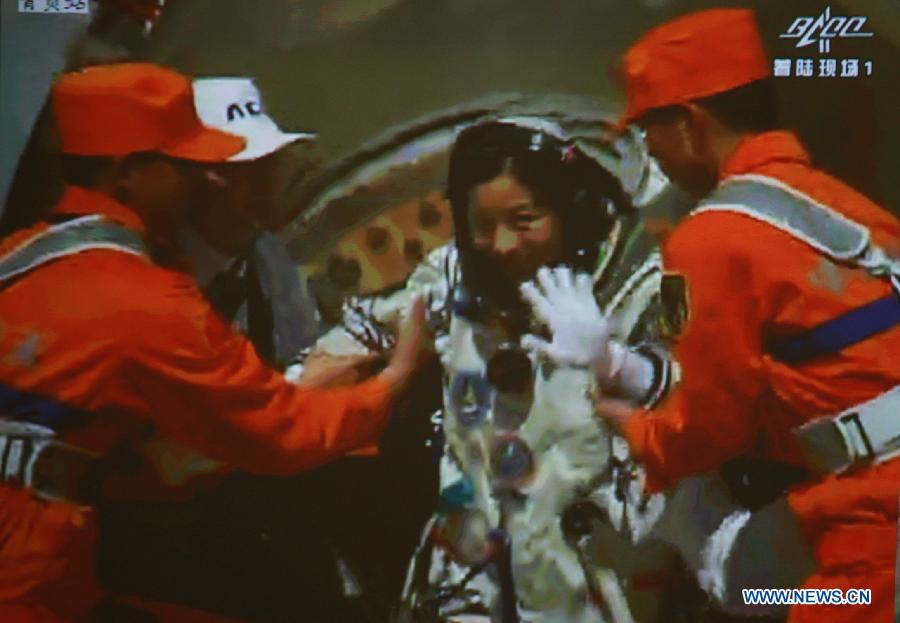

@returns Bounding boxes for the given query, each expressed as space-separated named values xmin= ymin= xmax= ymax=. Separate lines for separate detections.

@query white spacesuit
xmin=294 ymin=117 xmax=693 ymax=622
xmin=301 ymin=243 xmax=680 ymax=622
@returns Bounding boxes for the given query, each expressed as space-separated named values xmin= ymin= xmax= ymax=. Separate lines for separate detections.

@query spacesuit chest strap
xmin=0 ymin=215 xmax=148 ymax=285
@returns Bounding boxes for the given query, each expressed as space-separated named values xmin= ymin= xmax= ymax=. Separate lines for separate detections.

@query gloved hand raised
xmin=520 ymin=267 xmax=658 ymax=403
xmin=519 ymin=266 xmax=618 ymax=369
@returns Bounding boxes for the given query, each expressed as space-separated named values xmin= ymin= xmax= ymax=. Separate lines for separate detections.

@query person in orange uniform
xmin=520 ymin=8 xmax=899 ymax=623
xmin=0 ymin=63 xmax=425 ymax=622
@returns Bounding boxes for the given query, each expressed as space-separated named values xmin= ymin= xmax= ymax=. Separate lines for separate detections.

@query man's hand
xmin=593 ymin=397 xmax=638 ymax=432
xmin=297 ymin=296 xmax=430 ymax=398
xmin=377 ymin=295 xmax=430 ymax=394
xmin=294 ymin=353 xmax=383 ymax=389
xmin=519 ymin=266 xmax=613 ymax=368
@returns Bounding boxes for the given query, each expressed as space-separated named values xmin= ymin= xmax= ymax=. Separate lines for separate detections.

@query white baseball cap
xmin=192 ymin=77 xmax=316 ymax=162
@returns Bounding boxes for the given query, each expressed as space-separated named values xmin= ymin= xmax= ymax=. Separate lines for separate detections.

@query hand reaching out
xmin=378 ymin=295 xmax=430 ymax=393
xmin=294 ymin=353 xmax=382 ymax=389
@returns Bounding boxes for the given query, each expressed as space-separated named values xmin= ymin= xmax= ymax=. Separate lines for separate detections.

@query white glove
xmin=519 ymin=266 xmax=619 ymax=369
xmin=520 ymin=267 xmax=659 ymax=403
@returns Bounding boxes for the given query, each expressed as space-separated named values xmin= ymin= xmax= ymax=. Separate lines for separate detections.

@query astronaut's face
xmin=468 ymin=173 xmax=565 ymax=285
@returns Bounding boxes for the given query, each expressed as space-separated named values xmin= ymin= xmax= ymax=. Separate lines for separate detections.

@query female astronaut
xmin=297 ymin=117 xmax=683 ymax=623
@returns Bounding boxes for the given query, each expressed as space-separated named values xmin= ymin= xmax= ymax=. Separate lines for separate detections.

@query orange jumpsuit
xmin=0 ymin=187 xmax=397 ymax=621
xmin=621 ymin=131 xmax=900 ymax=623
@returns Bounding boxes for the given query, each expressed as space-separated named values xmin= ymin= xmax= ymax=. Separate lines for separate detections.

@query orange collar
xmin=52 ymin=186 xmax=147 ymax=235
xmin=720 ymin=131 xmax=811 ymax=179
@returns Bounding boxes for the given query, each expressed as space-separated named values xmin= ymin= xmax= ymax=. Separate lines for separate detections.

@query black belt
xmin=719 ymin=456 xmax=810 ymax=511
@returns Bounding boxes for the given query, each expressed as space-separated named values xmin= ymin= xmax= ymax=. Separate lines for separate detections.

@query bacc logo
xmin=780 ymin=6 xmax=873 ymax=54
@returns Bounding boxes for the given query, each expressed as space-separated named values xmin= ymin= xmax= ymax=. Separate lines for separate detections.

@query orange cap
xmin=620 ymin=8 xmax=771 ymax=126
xmin=52 ymin=63 xmax=245 ymax=162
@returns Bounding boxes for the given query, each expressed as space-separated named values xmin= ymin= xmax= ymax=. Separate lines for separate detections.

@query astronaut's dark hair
xmin=447 ymin=119 xmax=629 ymax=304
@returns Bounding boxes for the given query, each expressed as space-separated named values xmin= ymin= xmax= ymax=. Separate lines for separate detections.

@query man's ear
xmin=111 ymin=156 xmax=138 ymax=204
xmin=681 ymin=102 xmax=715 ymax=159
